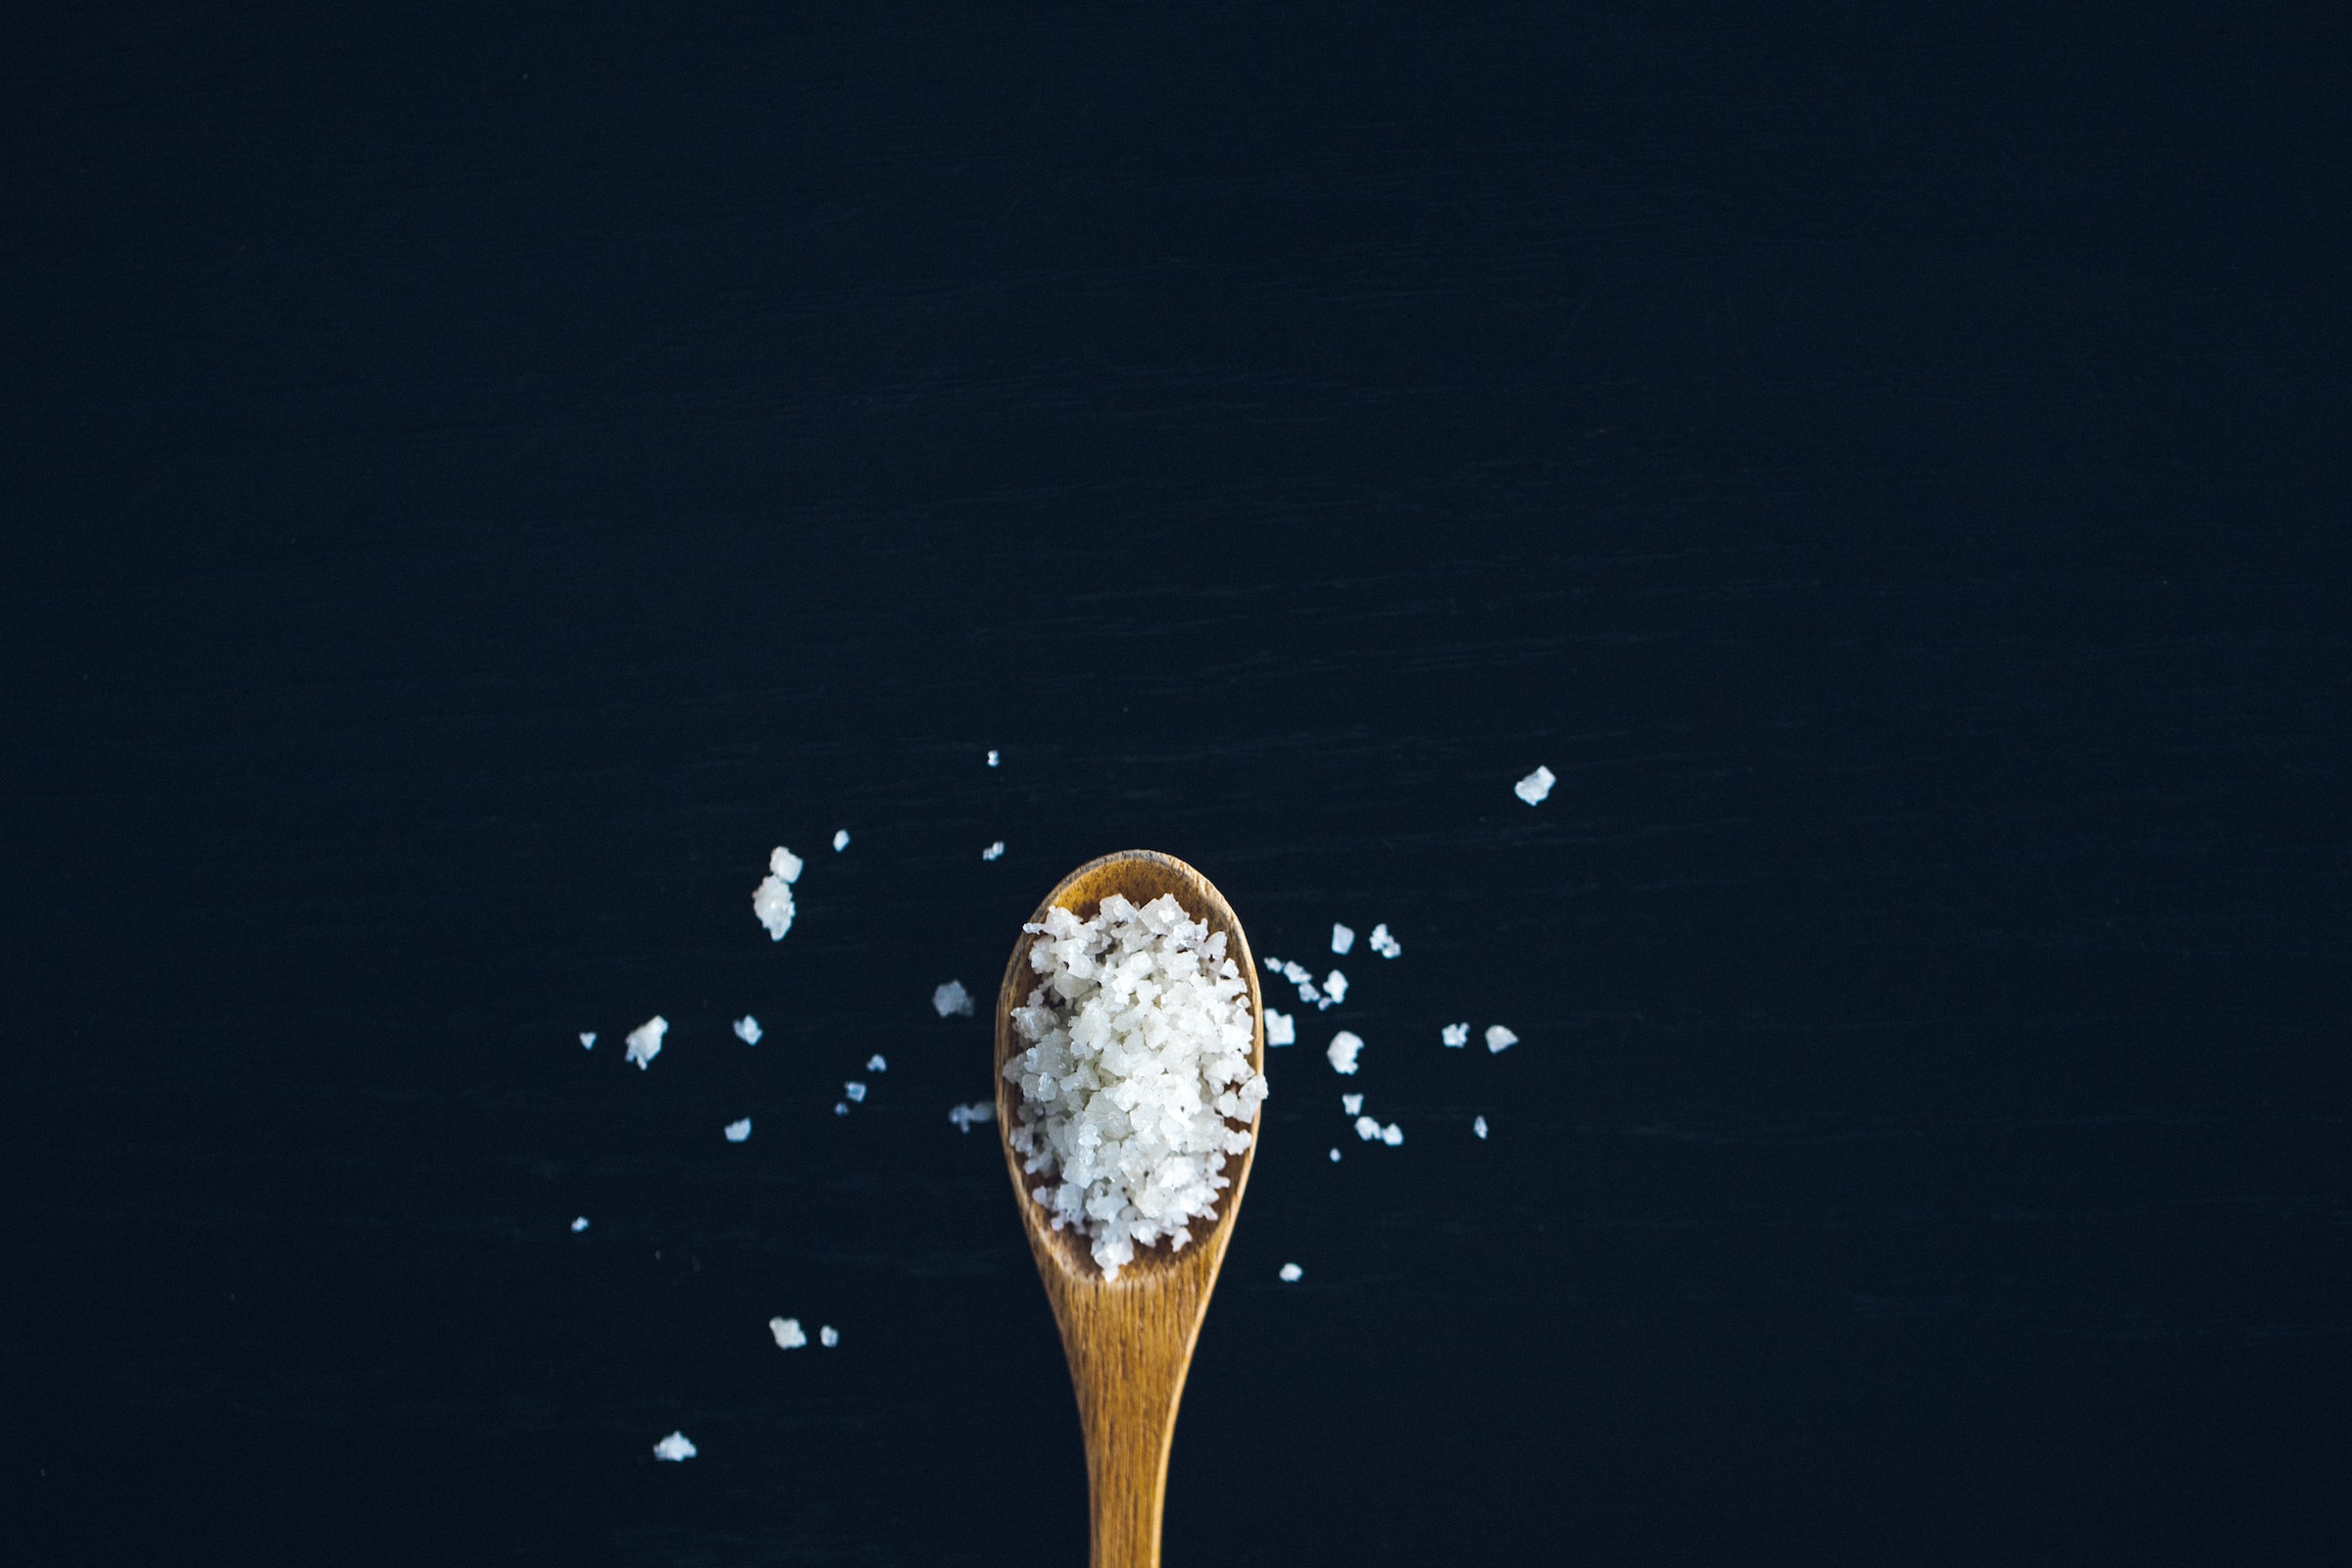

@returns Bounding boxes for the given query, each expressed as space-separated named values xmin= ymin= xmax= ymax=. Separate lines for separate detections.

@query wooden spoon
xmin=993 ymin=850 xmax=1266 ymax=1568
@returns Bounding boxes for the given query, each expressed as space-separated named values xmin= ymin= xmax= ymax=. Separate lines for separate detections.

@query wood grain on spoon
xmin=994 ymin=850 xmax=1266 ymax=1568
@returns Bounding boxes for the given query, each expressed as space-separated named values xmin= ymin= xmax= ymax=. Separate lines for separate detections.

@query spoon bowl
xmin=993 ymin=850 xmax=1266 ymax=1568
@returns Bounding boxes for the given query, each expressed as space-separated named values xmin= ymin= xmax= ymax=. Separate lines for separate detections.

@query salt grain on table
xmin=625 ymin=1016 xmax=667 ymax=1070
xmin=949 ymin=1101 xmax=995 ymax=1133
xmin=933 ymin=980 xmax=975 ymax=1017
xmin=1369 ymin=922 xmax=1401 ymax=958
xmin=845 ymin=1082 xmax=866 ymax=1102
xmin=1264 ymin=1009 xmax=1296 ymax=1047
xmin=832 ymin=828 xmax=850 ymax=852
xmin=1330 ymin=922 xmax=1354 ymax=956
xmin=1485 ymin=1024 xmax=1519 ymax=1053
xmin=819 ymin=1326 xmax=839 ymax=1348
xmin=1474 ymin=1115 xmax=1490 ymax=1139
xmin=1382 ymin=1122 xmax=1403 ymax=1146
xmin=866 ymin=1054 xmax=887 ymax=1072
xmin=769 ymin=1316 xmax=808 ymax=1349
xmin=1342 ymin=1094 xmax=1362 ymax=1115
xmin=753 ymin=846 xmax=804 ymax=940
xmin=982 ymin=840 xmax=1005 ymax=860
xmin=1442 ymin=1022 xmax=1469 ymax=1048
xmin=1279 ymin=1263 xmax=1303 ymax=1282
xmin=571 ymin=1216 xmax=590 ymax=1232
xmin=833 ymin=1102 xmax=849 ymax=1115
xmin=1329 ymin=1148 xmax=1342 ymax=1161
xmin=1513 ymin=764 xmax=1556 ymax=806
xmin=1327 ymin=1031 xmax=1363 ymax=1075
xmin=653 ymin=1432 xmax=697 ymax=1462
xmin=1320 ymin=970 xmax=1348 ymax=1008
xmin=987 ymin=749 xmax=1000 ymax=766
xmin=579 ymin=1031 xmax=596 ymax=1050
xmin=724 ymin=1118 xmax=752 ymax=1142
xmin=1353 ymin=1115 xmax=1382 ymax=1141
xmin=733 ymin=1015 xmax=762 ymax=1045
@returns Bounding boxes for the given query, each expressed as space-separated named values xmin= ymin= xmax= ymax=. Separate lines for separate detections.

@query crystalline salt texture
xmin=579 ymin=1032 xmax=596 ymax=1050
xmin=753 ymin=846 xmax=803 ymax=940
xmin=1485 ymin=1025 xmax=1519 ymax=1054
xmin=1263 ymin=956 xmax=1283 ymax=972
xmin=986 ymin=750 xmax=1000 ymax=766
xmin=769 ymin=1316 xmax=807 ymax=1349
xmin=724 ymin=1118 xmax=752 ymax=1142
xmin=832 ymin=828 xmax=850 ymax=852
xmin=1279 ymin=1263 xmax=1303 ymax=1282
xmin=845 ymin=1082 xmax=867 ymax=1102
xmin=1329 ymin=1148 xmax=1342 ymax=1161
xmin=1369 ymin=923 xmax=1401 ymax=958
xmin=866 ymin=1054 xmax=888 ymax=1072
xmin=571 ymin=1216 xmax=590 ymax=1233
xmin=733 ymin=1015 xmax=762 ymax=1045
xmin=1342 ymin=1094 xmax=1362 ymax=1115
xmin=1353 ymin=1115 xmax=1382 ymax=1142
xmin=949 ymin=1101 xmax=995 ymax=1133
xmin=653 ymin=1432 xmax=698 ymax=1462
xmin=981 ymin=841 xmax=1005 ymax=860
xmin=1513 ymin=765 xmax=1556 ymax=806
xmin=1330 ymin=922 xmax=1355 ymax=956
xmin=1474 ymin=1115 xmax=1490 ymax=1139
xmin=1326 ymin=1031 xmax=1363 ymax=1075
xmin=1280 ymin=960 xmax=1312 ymax=985
xmin=1321 ymin=970 xmax=1348 ymax=1006
xmin=834 ymin=1102 xmax=849 ymax=1115
xmin=625 ymin=1016 xmax=667 ymax=1070
xmin=1264 ymin=1010 xmax=1296 ymax=1047
xmin=819 ymin=1326 xmax=840 ymax=1348
xmin=1382 ymin=1123 xmax=1403 ymax=1146
xmin=1442 ymin=1022 xmax=1469 ymax=1048
xmin=933 ymin=980 xmax=975 ymax=1018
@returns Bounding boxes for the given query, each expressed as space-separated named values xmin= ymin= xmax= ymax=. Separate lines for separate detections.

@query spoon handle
xmin=1058 ymin=1275 xmax=1211 ymax=1568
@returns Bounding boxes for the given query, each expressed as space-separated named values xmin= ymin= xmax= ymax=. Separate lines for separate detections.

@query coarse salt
xmin=1382 ymin=1122 xmax=1403 ymax=1146
xmin=724 ymin=1118 xmax=752 ymax=1142
xmin=1342 ymin=1094 xmax=1362 ymax=1114
xmin=1330 ymin=922 xmax=1354 ymax=956
xmin=753 ymin=847 xmax=803 ymax=939
xmin=1485 ymin=1025 xmax=1518 ymax=1054
xmin=845 ymin=1082 xmax=866 ymax=1103
xmin=1513 ymin=765 xmax=1556 ymax=806
xmin=949 ymin=1101 xmax=995 ymax=1133
xmin=933 ymin=980 xmax=975 ymax=1018
xmin=1326 ymin=1031 xmax=1362 ymax=1075
xmin=625 ymin=1016 xmax=667 ymax=1070
xmin=866 ymin=1054 xmax=888 ymax=1072
xmin=819 ymin=1325 xmax=839 ymax=1348
xmin=1473 ymin=1115 xmax=1489 ymax=1139
xmin=986 ymin=750 xmax=1000 ymax=766
xmin=653 ymin=1432 xmax=697 ymax=1462
xmin=832 ymin=829 xmax=850 ymax=852
xmin=1264 ymin=1009 xmax=1296 ymax=1047
xmin=1320 ymin=970 xmax=1348 ymax=1008
xmin=579 ymin=1031 xmax=596 ymax=1050
xmin=1368 ymin=923 xmax=1401 ymax=958
xmin=1442 ymin=1022 xmax=1469 ymax=1048
xmin=1353 ymin=1115 xmax=1381 ymax=1141
xmin=769 ymin=1316 xmax=807 ymax=1349
xmin=571 ymin=1216 xmax=590 ymax=1233
xmin=734 ymin=1015 xmax=762 ymax=1045
xmin=982 ymin=841 xmax=1006 ymax=860
xmin=1279 ymin=1262 xmax=1303 ymax=1282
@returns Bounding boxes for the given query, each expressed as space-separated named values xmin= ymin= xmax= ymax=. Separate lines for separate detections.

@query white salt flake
xmin=1342 ymin=1094 xmax=1362 ymax=1115
xmin=933 ymin=980 xmax=975 ymax=1018
xmin=1382 ymin=1122 xmax=1403 ymax=1146
xmin=579 ymin=1031 xmax=596 ymax=1050
xmin=624 ymin=1016 xmax=667 ymax=1070
xmin=982 ymin=841 xmax=1005 ymax=860
xmin=819 ymin=1325 xmax=839 ymax=1348
xmin=652 ymin=1432 xmax=697 ymax=1462
xmin=866 ymin=1054 xmax=888 ymax=1072
xmin=1264 ymin=1009 xmax=1296 ymax=1047
xmin=1353 ymin=1115 xmax=1382 ymax=1141
xmin=1329 ymin=1148 xmax=1342 ymax=1161
xmin=1369 ymin=922 xmax=1401 ymax=958
xmin=571 ymin=1216 xmax=590 ymax=1233
xmin=1004 ymin=892 xmax=1269 ymax=1280
xmin=986 ymin=749 xmax=1000 ymax=766
xmin=1485 ymin=1024 xmax=1519 ymax=1054
xmin=949 ymin=1101 xmax=995 ymax=1133
xmin=1263 ymin=956 xmax=1283 ymax=972
xmin=733 ymin=1015 xmax=762 ymax=1045
xmin=833 ymin=829 xmax=851 ymax=852
xmin=724 ymin=1118 xmax=752 ymax=1143
xmin=1442 ymin=1022 xmax=1470 ymax=1049
xmin=845 ymin=1082 xmax=867 ymax=1102
xmin=769 ymin=1316 xmax=807 ymax=1349
xmin=1326 ymin=1031 xmax=1363 ymax=1075
xmin=1474 ymin=1115 xmax=1490 ymax=1139
xmin=1330 ymin=922 xmax=1354 ymax=956
xmin=1321 ymin=970 xmax=1348 ymax=1007
xmin=1279 ymin=1262 xmax=1303 ymax=1283
xmin=833 ymin=1102 xmax=848 ymax=1115
xmin=1514 ymin=764 xmax=1556 ymax=806
xmin=753 ymin=846 xmax=803 ymax=940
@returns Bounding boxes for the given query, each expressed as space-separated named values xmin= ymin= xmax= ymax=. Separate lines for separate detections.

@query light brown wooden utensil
xmin=993 ymin=849 xmax=1267 ymax=1568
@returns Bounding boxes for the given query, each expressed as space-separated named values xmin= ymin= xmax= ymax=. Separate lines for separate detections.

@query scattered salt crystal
xmin=1369 ymin=923 xmax=1401 ymax=958
xmin=986 ymin=750 xmax=1000 ymax=766
xmin=1353 ymin=1115 xmax=1382 ymax=1141
xmin=724 ymin=1118 xmax=752 ymax=1143
xmin=1279 ymin=1262 xmax=1303 ymax=1283
xmin=1321 ymin=970 xmax=1348 ymax=1007
xmin=1329 ymin=1148 xmax=1342 ymax=1161
xmin=733 ymin=1015 xmax=762 ymax=1045
xmin=1382 ymin=1122 xmax=1403 ymax=1146
xmin=1004 ymin=893 xmax=1269 ymax=1280
xmin=1342 ymin=1094 xmax=1362 ymax=1114
xmin=769 ymin=1316 xmax=807 ymax=1349
xmin=1473 ymin=1115 xmax=1489 ymax=1139
xmin=833 ymin=1102 xmax=848 ymax=1115
xmin=1326 ymin=1031 xmax=1363 ymax=1075
xmin=1263 ymin=956 xmax=1283 ymax=972
xmin=652 ymin=1432 xmax=697 ymax=1462
xmin=753 ymin=846 xmax=803 ymax=940
xmin=982 ymin=840 xmax=1006 ymax=861
xmin=1442 ymin=1022 xmax=1469 ymax=1048
xmin=625 ymin=1016 xmax=667 ymax=1070
xmin=571 ymin=1216 xmax=590 ymax=1233
xmin=845 ymin=1082 xmax=867 ymax=1103
xmin=1280 ymin=960 xmax=1311 ymax=985
xmin=1264 ymin=1009 xmax=1296 ymax=1047
xmin=1330 ymin=922 xmax=1354 ymax=956
xmin=1514 ymin=764 xmax=1556 ymax=806
xmin=1485 ymin=1024 xmax=1519 ymax=1054
xmin=579 ymin=1031 xmax=596 ymax=1050
xmin=866 ymin=1054 xmax=888 ymax=1072
xmin=933 ymin=980 xmax=975 ymax=1018
xmin=819 ymin=1326 xmax=839 ymax=1348
xmin=949 ymin=1101 xmax=995 ymax=1133
xmin=832 ymin=828 xmax=850 ymax=852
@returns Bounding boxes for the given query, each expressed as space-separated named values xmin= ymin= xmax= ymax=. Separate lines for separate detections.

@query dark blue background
xmin=8 ymin=3 xmax=2348 ymax=1562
